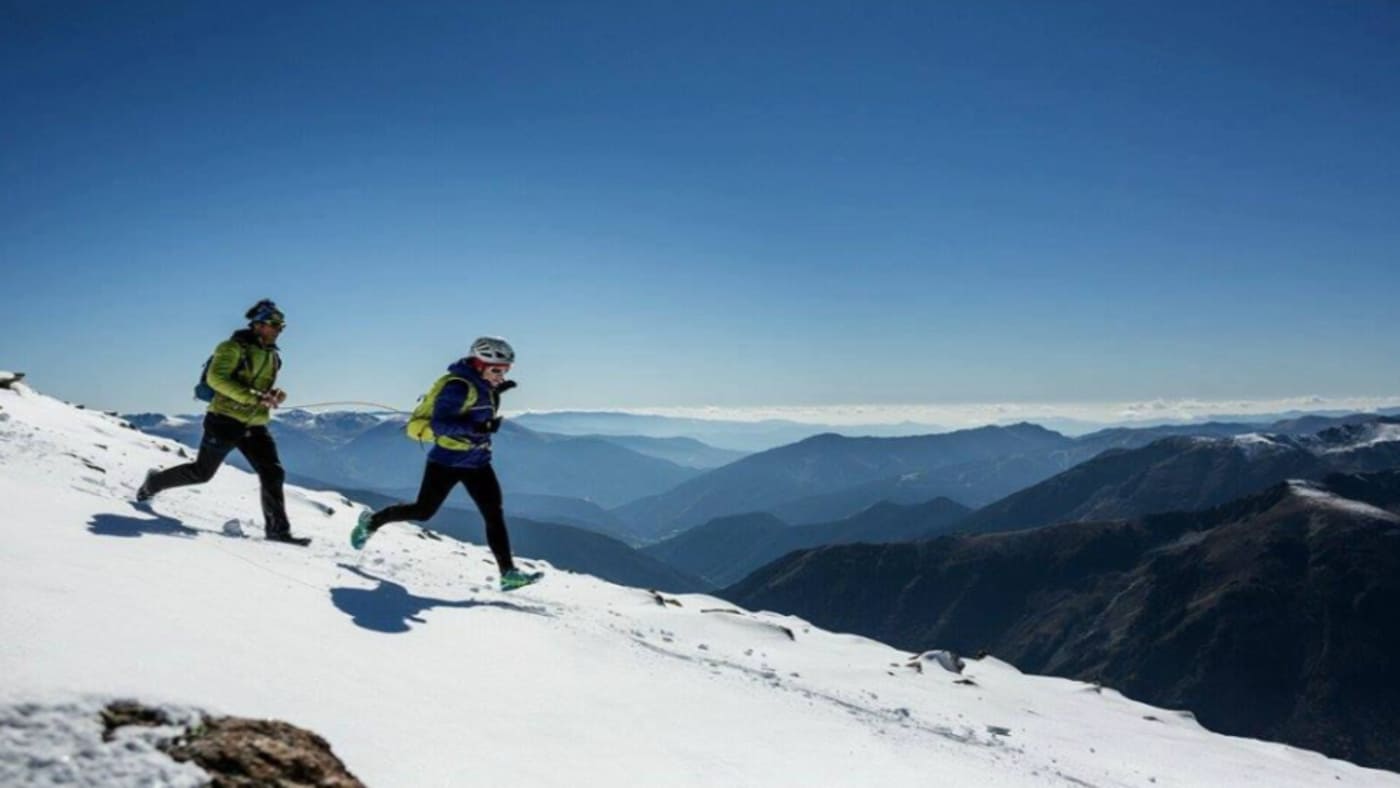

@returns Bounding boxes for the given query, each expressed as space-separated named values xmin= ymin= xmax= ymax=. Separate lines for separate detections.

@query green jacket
xmin=205 ymin=329 xmax=281 ymax=426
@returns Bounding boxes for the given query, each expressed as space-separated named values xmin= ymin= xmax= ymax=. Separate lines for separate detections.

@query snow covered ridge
xmin=1230 ymin=432 xmax=1283 ymax=447
xmin=1225 ymin=432 xmax=1297 ymax=457
xmin=1315 ymin=421 xmax=1400 ymax=454
xmin=3 ymin=382 xmax=1398 ymax=787
xmin=1191 ymin=424 xmax=1400 ymax=458
xmin=1287 ymin=480 xmax=1400 ymax=523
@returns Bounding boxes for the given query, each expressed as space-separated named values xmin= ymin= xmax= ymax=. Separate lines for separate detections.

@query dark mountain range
xmin=511 ymin=411 xmax=946 ymax=452
xmin=724 ymin=471 xmax=1400 ymax=772
xmin=951 ymin=419 xmax=1400 ymax=537
xmin=641 ymin=512 xmax=789 ymax=589
xmin=498 ymin=492 xmax=631 ymax=541
xmin=512 ymin=411 xmax=845 ymax=452
xmin=766 ymin=451 xmax=1070 ymax=524
xmin=1263 ymin=412 xmax=1400 ymax=436
xmin=644 ymin=497 xmax=971 ymax=588
xmin=1072 ymin=422 xmax=1261 ymax=453
xmin=713 ymin=421 xmax=1378 ymax=529
xmin=761 ymin=414 xmax=1400 ymax=538
xmin=612 ymin=415 xmax=1395 ymax=543
xmin=953 ymin=435 xmax=1324 ymax=535
xmin=614 ymin=423 xmax=1075 ymax=541
xmin=766 ymin=472 xmax=956 ymax=524
xmin=577 ymin=434 xmax=748 ymax=469
xmin=1200 ymin=407 xmax=1400 ymax=428
xmin=332 ymin=486 xmax=706 ymax=593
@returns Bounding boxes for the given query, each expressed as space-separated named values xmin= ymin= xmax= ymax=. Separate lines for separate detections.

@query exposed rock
xmin=163 ymin=716 xmax=364 ymax=788
xmin=97 ymin=701 xmax=364 ymax=787
xmin=650 ymin=590 xmax=683 ymax=607
xmin=101 ymin=700 xmax=170 ymax=741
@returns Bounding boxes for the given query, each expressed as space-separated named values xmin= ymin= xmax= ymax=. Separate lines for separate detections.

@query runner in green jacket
xmin=137 ymin=299 xmax=308 ymax=545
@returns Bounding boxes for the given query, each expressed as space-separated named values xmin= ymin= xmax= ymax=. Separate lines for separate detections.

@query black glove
xmin=481 ymin=381 xmax=514 ymax=434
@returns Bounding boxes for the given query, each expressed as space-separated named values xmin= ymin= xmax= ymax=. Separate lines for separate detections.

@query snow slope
xmin=2 ymin=380 xmax=1396 ymax=787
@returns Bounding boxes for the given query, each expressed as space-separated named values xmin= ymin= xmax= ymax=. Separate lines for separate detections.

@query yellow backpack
xmin=405 ymin=375 xmax=479 ymax=444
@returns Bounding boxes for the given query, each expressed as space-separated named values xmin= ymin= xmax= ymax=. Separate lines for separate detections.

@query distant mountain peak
xmin=999 ymin=421 xmax=1064 ymax=437
xmin=797 ymin=432 xmax=847 ymax=445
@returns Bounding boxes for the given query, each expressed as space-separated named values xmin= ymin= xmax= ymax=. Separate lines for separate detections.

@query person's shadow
xmin=331 ymin=564 xmax=552 ymax=634
xmin=88 ymin=509 xmax=201 ymax=539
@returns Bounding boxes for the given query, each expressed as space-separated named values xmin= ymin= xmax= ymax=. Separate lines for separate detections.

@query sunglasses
xmin=484 ymin=365 xmax=511 ymax=375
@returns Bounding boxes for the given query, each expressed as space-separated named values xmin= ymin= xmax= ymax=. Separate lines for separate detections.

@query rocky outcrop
xmin=105 ymin=701 xmax=364 ymax=787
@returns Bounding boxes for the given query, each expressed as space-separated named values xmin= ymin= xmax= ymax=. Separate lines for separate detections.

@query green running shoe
xmin=500 ymin=568 xmax=544 ymax=592
xmin=350 ymin=510 xmax=375 ymax=550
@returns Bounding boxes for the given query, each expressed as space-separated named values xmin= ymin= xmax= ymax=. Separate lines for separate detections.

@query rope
xmin=207 ymin=538 xmax=324 ymax=592
xmin=278 ymin=400 xmax=410 ymax=414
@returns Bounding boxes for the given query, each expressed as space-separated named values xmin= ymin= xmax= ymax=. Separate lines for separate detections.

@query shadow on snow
xmin=88 ymin=508 xmax=201 ymax=539
xmin=331 ymin=564 xmax=552 ymax=634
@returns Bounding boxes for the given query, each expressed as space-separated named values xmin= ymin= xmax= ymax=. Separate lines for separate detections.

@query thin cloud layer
xmin=535 ymin=396 xmax=1400 ymax=432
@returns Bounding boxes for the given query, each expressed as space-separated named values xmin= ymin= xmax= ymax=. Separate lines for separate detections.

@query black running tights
xmin=370 ymin=461 xmax=515 ymax=572
xmin=146 ymin=412 xmax=291 ymax=535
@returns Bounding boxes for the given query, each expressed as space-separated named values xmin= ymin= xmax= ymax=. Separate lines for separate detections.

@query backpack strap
xmin=233 ymin=340 xmax=276 ymax=387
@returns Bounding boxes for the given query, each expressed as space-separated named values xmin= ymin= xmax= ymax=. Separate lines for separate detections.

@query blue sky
xmin=4 ymin=1 xmax=1398 ymax=419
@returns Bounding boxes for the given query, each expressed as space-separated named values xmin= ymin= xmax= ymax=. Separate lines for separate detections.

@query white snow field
xmin=2 ymin=378 xmax=1396 ymax=787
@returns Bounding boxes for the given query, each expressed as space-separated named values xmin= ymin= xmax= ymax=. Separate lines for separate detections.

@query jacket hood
xmin=447 ymin=358 xmax=482 ymax=380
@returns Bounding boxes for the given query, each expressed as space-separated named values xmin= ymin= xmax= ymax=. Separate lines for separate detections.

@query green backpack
xmin=405 ymin=375 xmax=479 ymax=444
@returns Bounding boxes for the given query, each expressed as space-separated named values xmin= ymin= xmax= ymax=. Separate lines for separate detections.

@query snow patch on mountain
xmin=1226 ymin=432 xmax=1297 ymax=458
xmin=1231 ymin=433 xmax=1279 ymax=447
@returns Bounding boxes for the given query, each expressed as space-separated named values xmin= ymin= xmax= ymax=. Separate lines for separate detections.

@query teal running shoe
xmin=500 ymin=568 xmax=544 ymax=592
xmin=350 ymin=510 xmax=376 ymax=550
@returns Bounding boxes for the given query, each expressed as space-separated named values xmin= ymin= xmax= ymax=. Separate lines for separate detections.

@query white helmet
xmin=470 ymin=336 xmax=515 ymax=365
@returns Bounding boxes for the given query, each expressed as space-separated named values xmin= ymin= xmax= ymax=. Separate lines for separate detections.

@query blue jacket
xmin=427 ymin=359 xmax=499 ymax=468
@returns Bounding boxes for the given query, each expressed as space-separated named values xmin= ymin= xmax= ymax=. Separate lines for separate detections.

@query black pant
xmin=370 ymin=461 xmax=515 ymax=572
xmin=146 ymin=413 xmax=292 ymax=536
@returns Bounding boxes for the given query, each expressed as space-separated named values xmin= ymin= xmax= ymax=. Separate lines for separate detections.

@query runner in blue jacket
xmin=351 ymin=337 xmax=542 ymax=591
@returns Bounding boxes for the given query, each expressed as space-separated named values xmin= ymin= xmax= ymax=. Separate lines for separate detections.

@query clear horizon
xmin=521 ymin=395 xmax=1400 ymax=431
xmin=5 ymin=2 xmax=1398 ymax=416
